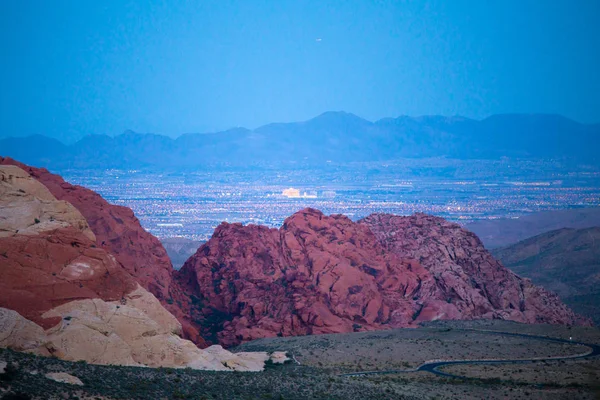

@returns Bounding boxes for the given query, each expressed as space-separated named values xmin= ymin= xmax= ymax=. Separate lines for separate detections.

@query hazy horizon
xmin=2 ymin=110 xmax=599 ymax=143
xmin=2 ymin=0 xmax=599 ymax=143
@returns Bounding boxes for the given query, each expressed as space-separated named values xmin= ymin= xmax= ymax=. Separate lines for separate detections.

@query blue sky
xmin=1 ymin=0 xmax=599 ymax=142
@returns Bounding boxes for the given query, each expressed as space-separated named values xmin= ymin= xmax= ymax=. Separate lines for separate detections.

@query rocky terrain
xmin=493 ymin=227 xmax=600 ymax=324
xmin=0 ymin=156 xmax=204 ymax=344
xmin=2 ymin=320 xmax=599 ymax=400
xmin=0 ymin=163 xmax=287 ymax=371
xmin=0 ymin=157 xmax=591 ymax=363
xmin=361 ymin=213 xmax=584 ymax=325
xmin=180 ymin=208 xmax=587 ymax=346
xmin=0 ymin=157 xmax=597 ymax=398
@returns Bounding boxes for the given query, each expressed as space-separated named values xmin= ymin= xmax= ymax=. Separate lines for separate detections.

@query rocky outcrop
xmin=180 ymin=208 xmax=429 ymax=346
xmin=0 ymin=305 xmax=287 ymax=371
xmin=45 ymin=372 xmax=84 ymax=386
xmin=360 ymin=213 xmax=588 ymax=326
xmin=0 ymin=157 xmax=202 ymax=344
xmin=0 ymin=157 xmax=173 ymax=300
xmin=0 ymin=164 xmax=285 ymax=371
xmin=39 ymin=297 xmax=240 ymax=370
xmin=181 ymin=208 xmax=588 ymax=346
xmin=0 ymin=165 xmax=94 ymax=240
xmin=0 ymin=308 xmax=48 ymax=353
xmin=0 ymin=165 xmax=139 ymax=329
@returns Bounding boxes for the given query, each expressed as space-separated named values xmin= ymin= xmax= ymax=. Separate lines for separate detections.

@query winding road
xmin=339 ymin=329 xmax=600 ymax=379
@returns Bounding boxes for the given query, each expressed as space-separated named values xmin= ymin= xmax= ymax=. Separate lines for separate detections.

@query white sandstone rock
xmin=0 ymin=308 xmax=47 ymax=352
xmin=45 ymin=372 xmax=84 ymax=386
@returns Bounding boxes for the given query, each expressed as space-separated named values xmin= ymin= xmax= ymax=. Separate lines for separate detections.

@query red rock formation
xmin=181 ymin=208 xmax=588 ymax=346
xmin=2 ymin=156 xmax=586 ymax=348
xmin=360 ymin=213 xmax=589 ymax=326
xmin=180 ymin=208 xmax=425 ymax=346
xmin=0 ymin=157 xmax=172 ymax=298
xmin=0 ymin=226 xmax=138 ymax=329
xmin=0 ymin=157 xmax=204 ymax=345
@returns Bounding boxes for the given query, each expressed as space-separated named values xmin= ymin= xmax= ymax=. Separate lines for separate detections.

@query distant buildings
xmin=282 ymin=188 xmax=301 ymax=198
xmin=282 ymin=188 xmax=317 ymax=199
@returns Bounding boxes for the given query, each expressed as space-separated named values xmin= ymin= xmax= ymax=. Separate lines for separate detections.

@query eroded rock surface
xmin=0 ymin=165 xmax=94 ymax=240
xmin=0 ymin=164 xmax=282 ymax=371
xmin=0 ymin=157 xmax=203 ymax=344
xmin=181 ymin=208 xmax=588 ymax=346
xmin=40 ymin=297 xmax=231 ymax=370
xmin=361 ymin=213 xmax=588 ymax=326
xmin=0 ymin=308 xmax=48 ymax=353
xmin=0 ymin=304 xmax=286 ymax=371
xmin=181 ymin=208 xmax=430 ymax=346
xmin=0 ymin=158 xmax=172 ymax=300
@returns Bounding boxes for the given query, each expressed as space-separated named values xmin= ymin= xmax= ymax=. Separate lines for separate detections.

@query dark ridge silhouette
xmin=1 ymin=113 xmax=599 ymax=169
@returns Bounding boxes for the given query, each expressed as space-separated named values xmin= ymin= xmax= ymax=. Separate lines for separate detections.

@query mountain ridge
xmin=2 ymin=113 xmax=599 ymax=169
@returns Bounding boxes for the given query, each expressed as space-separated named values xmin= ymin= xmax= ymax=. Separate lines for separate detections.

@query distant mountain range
xmin=161 ymin=237 xmax=203 ymax=270
xmin=1 ymin=112 xmax=599 ymax=169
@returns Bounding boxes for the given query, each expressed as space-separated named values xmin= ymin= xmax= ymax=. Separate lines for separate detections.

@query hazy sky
xmin=1 ymin=0 xmax=599 ymax=142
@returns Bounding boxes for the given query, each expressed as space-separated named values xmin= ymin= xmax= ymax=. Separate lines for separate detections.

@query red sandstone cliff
xmin=2 ymin=156 xmax=587 ymax=349
xmin=360 ymin=213 xmax=587 ymax=326
xmin=0 ymin=162 xmax=286 ymax=370
xmin=181 ymin=208 xmax=589 ymax=346
xmin=0 ymin=157 xmax=203 ymax=344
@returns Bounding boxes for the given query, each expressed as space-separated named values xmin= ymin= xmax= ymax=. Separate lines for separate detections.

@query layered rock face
xmin=180 ymin=208 xmax=429 ymax=346
xmin=0 ymin=157 xmax=202 ymax=343
xmin=0 ymin=165 xmax=138 ymax=329
xmin=181 ymin=208 xmax=588 ymax=346
xmin=361 ymin=213 xmax=587 ymax=326
xmin=0 ymin=164 xmax=286 ymax=371
xmin=0 ymin=157 xmax=172 ymax=299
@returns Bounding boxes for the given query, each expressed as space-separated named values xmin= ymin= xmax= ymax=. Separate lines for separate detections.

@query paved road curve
xmin=339 ymin=329 xmax=600 ymax=379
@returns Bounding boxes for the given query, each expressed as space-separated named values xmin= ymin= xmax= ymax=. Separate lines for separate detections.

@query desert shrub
xmin=0 ymin=363 xmax=19 ymax=382
xmin=1 ymin=392 xmax=32 ymax=400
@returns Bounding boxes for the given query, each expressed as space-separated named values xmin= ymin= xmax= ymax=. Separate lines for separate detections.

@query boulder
xmin=44 ymin=372 xmax=84 ymax=386
xmin=0 ymin=165 xmax=94 ymax=240
xmin=0 ymin=308 xmax=47 ymax=353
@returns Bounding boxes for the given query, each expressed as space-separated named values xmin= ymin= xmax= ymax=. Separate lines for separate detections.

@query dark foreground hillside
xmin=0 ymin=349 xmax=400 ymax=400
xmin=2 ymin=321 xmax=599 ymax=400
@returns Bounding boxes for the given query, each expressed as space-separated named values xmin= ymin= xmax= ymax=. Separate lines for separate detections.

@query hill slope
xmin=466 ymin=207 xmax=600 ymax=249
xmin=493 ymin=227 xmax=600 ymax=324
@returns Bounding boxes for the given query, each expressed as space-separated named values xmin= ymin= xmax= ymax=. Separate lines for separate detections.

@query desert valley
xmin=2 ymin=1 xmax=600 ymax=398
xmin=1 ymin=154 xmax=599 ymax=399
